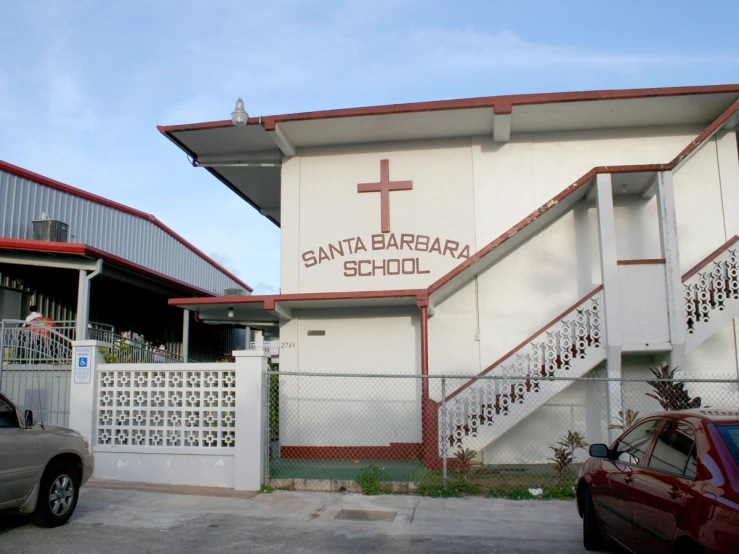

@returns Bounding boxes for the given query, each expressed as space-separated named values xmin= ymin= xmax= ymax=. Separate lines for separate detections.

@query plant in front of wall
xmin=647 ymin=363 xmax=702 ymax=410
xmin=608 ymin=408 xmax=640 ymax=431
xmin=549 ymin=431 xmax=588 ymax=485
xmin=453 ymin=447 xmax=477 ymax=481
xmin=356 ymin=464 xmax=389 ymax=495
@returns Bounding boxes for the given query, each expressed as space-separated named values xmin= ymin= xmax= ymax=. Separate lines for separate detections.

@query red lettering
xmin=341 ymin=238 xmax=355 ymax=255
xmin=386 ymin=259 xmax=400 ymax=275
xmin=457 ymin=244 xmax=470 ymax=259
xmin=386 ymin=233 xmax=398 ymax=250
xmin=402 ymin=258 xmax=415 ymax=274
xmin=442 ymin=240 xmax=459 ymax=258
xmin=358 ymin=260 xmax=372 ymax=276
xmin=400 ymin=233 xmax=414 ymax=251
xmin=355 ymin=237 xmax=367 ymax=252
xmin=429 ymin=238 xmax=442 ymax=254
xmin=343 ymin=260 xmax=357 ymax=277
xmin=329 ymin=242 xmax=344 ymax=259
xmin=372 ymin=234 xmax=385 ymax=250
xmin=372 ymin=259 xmax=386 ymax=275
xmin=318 ymin=247 xmax=331 ymax=263
xmin=417 ymin=257 xmax=430 ymax=274
xmin=302 ymin=250 xmax=317 ymax=268
xmin=415 ymin=235 xmax=429 ymax=252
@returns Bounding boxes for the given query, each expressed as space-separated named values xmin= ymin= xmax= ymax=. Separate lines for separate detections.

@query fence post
xmin=69 ymin=340 xmax=104 ymax=445
xmin=0 ymin=320 xmax=5 ymax=389
xmin=233 ymin=349 xmax=269 ymax=491
xmin=442 ymin=376 xmax=447 ymax=488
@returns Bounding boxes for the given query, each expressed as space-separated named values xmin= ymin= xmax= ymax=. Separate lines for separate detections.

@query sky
xmin=1 ymin=0 xmax=738 ymax=294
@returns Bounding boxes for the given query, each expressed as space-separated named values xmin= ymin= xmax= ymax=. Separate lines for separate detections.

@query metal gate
xmin=0 ymin=319 xmax=73 ymax=426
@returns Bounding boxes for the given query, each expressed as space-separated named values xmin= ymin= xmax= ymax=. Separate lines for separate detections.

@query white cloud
xmin=252 ymin=281 xmax=279 ymax=295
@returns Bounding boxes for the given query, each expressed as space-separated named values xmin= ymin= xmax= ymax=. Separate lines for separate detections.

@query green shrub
xmin=415 ymin=470 xmax=480 ymax=498
xmin=541 ymin=484 xmax=576 ymax=500
xmin=356 ymin=465 xmax=389 ymax=495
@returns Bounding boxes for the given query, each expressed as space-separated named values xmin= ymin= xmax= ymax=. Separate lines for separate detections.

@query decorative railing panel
xmin=96 ymin=367 xmax=237 ymax=449
xmin=0 ymin=319 xmax=73 ymax=426
xmin=100 ymin=335 xmax=183 ymax=364
xmin=440 ymin=290 xmax=604 ymax=453
xmin=684 ymin=247 xmax=739 ymax=336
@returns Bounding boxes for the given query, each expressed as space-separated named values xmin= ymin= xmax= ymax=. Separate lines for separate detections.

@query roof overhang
xmin=0 ymin=239 xmax=217 ymax=297
xmin=158 ymin=85 xmax=739 ymax=227
xmin=169 ymin=289 xmax=427 ymax=325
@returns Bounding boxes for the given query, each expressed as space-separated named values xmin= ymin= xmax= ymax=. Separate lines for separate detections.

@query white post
xmin=596 ymin=174 xmax=624 ymax=442
xmin=69 ymin=340 xmax=104 ymax=446
xmin=75 ymin=270 xmax=89 ymax=341
xmin=182 ymin=309 xmax=190 ymax=363
xmin=232 ymin=350 xmax=269 ymax=490
xmin=657 ymin=171 xmax=686 ymax=372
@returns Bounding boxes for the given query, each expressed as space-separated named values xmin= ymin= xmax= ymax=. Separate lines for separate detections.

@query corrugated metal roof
xmin=0 ymin=162 xmax=252 ymax=295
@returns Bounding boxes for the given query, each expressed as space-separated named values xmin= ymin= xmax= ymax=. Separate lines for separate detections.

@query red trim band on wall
xmin=280 ymin=443 xmax=422 ymax=461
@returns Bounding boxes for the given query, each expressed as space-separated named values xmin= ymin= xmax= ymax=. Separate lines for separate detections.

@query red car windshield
xmin=718 ymin=425 xmax=739 ymax=466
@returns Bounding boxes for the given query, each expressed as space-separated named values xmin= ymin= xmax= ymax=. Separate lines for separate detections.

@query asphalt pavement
xmin=0 ymin=481 xmax=614 ymax=553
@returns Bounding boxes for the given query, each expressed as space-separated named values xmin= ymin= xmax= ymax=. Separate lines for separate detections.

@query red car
xmin=576 ymin=409 xmax=739 ymax=553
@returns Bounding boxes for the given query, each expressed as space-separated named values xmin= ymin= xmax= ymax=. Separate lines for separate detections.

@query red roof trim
xmin=0 ymin=160 xmax=253 ymax=292
xmin=0 ymin=238 xmax=215 ymax=297
xmin=168 ymin=288 xmax=425 ymax=307
xmin=157 ymin=84 xmax=739 ymax=134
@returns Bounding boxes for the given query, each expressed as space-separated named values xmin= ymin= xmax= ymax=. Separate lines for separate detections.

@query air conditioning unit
xmin=32 ymin=215 xmax=69 ymax=242
xmin=224 ymin=288 xmax=247 ymax=296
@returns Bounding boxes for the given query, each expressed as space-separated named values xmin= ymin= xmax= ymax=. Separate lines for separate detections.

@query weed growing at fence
xmin=357 ymin=465 xmax=389 ymax=495
xmin=549 ymin=431 xmax=587 ymax=485
xmin=415 ymin=470 xmax=479 ymax=497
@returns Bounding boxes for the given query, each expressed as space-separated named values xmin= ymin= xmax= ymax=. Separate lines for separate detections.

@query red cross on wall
xmin=357 ymin=159 xmax=413 ymax=233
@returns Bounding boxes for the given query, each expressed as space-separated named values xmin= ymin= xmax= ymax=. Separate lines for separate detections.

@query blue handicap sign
xmin=78 ymin=357 xmax=88 ymax=368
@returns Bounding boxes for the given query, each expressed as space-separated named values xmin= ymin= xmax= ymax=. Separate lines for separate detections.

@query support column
xmin=233 ymin=350 xmax=269 ymax=490
xmin=69 ymin=340 xmax=105 ymax=447
xmin=596 ymin=174 xmax=624 ymax=442
xmin=418 ymin=298 xmax=438 ymax=468
xmin=656 ymin=171 xmax=686 ymax=372
xmin=182 ymin=309 xmax=190 ymax=363
xmin=75 ymin=270 xmax=89 ymax=341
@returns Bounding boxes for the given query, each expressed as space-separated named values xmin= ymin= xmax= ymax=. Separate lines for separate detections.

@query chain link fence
xmin=265 ymin=369 xmax=739 ymax=498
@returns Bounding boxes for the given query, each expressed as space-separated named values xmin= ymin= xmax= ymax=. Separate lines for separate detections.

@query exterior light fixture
xmin=231 ymin=97 xmax=248 ymax=126
xmin=228 ymin=307 xmax=234 ymax=318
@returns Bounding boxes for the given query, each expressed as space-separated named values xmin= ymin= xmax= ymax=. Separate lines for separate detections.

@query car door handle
xmin=624 ymin=474 xmax=634 ymax=483
xmin=669 ymin=487 xmax=683 ymax=499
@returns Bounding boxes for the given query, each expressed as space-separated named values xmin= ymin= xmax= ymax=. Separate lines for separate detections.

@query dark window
xmin=717 ymin=425 xmax=739 ymax=467
xmin=614 ymin=419 xmax=662 ymax=465
xmin=648 ymin=420 xmax=697 ymax=477
xmin=0 ymin=395 xmax=20 ymax=429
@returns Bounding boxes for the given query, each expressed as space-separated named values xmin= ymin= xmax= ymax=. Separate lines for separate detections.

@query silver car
xmin=0 ymin=392 xmax=94 ymax=527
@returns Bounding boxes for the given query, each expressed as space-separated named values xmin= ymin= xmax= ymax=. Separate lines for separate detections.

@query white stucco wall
xmin=279 ymin=307 xmax=421 ymax=448
xmin=293 ymin=140 xmax=477 ymax=293
xmin=276 ymin=122 xmax=739 ymax=456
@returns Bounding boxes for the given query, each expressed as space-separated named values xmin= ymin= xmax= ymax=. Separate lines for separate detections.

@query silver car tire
xmin=31 ymin=461 xmax=80 ymax=527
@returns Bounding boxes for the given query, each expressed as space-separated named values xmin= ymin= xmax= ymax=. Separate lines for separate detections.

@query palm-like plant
xmin=647 ymin=363 xmax=701 ymax=410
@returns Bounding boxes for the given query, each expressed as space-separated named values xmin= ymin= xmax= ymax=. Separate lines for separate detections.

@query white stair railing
xmin=684 ymin=238 xmax=739 ymax=352
xmin=439 ymin=288 xmax=605 ymax=454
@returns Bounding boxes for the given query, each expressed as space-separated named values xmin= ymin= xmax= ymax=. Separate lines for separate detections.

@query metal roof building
xmin=0 ymin=160 xmax=252 ymax=358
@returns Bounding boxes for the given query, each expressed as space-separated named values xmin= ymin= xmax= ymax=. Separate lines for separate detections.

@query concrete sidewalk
xmin=0 ymin=481 xmax=608 ymax=553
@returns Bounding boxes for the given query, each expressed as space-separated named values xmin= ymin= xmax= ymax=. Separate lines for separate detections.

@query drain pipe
xmin=76 ymin=259 xmax=103 ymax=341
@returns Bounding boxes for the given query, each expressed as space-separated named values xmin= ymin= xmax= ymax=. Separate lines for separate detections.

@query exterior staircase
xmin=438 ymin=236 xmax=739 ymax=456
xmin=684 ymin=236 xmax=739 ymax=353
